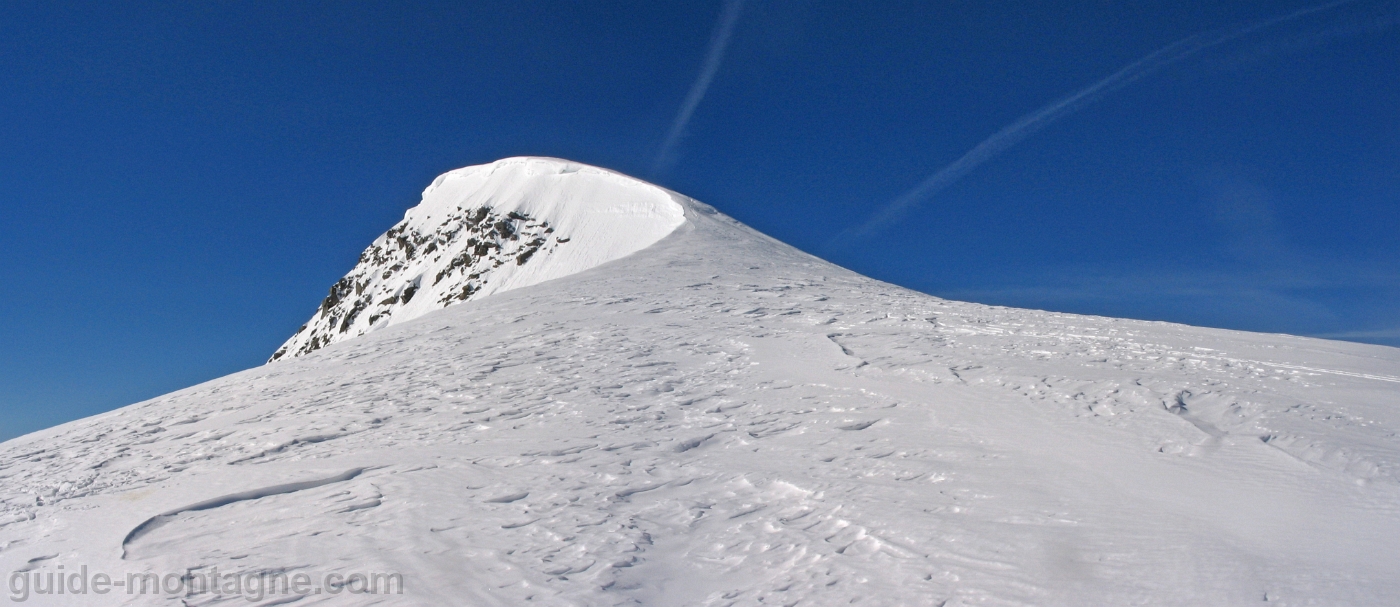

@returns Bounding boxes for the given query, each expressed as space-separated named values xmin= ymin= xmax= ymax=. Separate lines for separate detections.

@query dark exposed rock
xmin=271 ymin=206 xmax=567 ymax=362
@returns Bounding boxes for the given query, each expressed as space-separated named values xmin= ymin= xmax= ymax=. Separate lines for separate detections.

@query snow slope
xmin=3 ymin=160 xmax=1399 ymax=606
xmin=271 ymin=157 xmax=685 ymax=360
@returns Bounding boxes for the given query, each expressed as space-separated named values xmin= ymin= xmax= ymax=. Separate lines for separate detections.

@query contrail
xmin=652 ymin=0 xmax=746 ymax=175
xmin=1218 ymin=2 xmax=1400 ymax=69
xmin=843 ymin=0 xmax=1367 ymax=241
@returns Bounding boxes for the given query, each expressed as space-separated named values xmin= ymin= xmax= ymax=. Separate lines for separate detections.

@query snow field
xmin=3 ymin=162 xmax=1398 ymax=606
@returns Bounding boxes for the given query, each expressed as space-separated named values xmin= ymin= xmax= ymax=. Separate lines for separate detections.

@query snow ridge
xmin=271 ymin=157 xmax=686 ymax=360
xmin=3 ymin=158 xmax=1398 ymax=606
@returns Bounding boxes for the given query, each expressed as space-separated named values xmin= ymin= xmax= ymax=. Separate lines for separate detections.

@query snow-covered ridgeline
xmin=271 ymin=157 xmax=686 ymax=360
xmin=1 ymin=159 xmax=1398 ymax=605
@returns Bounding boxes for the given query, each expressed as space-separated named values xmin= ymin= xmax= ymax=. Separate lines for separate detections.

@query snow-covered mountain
xmin=271 ymin=157 xmax=685 ymax=360
xmin=3 ymin=158 xmax=1399 ymax=606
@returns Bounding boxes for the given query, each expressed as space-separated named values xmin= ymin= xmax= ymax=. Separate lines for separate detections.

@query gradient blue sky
xmin=3 ymin=0 xmax=1397 ymax=441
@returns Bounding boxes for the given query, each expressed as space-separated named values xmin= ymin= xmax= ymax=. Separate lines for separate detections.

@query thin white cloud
xmin=843 ymin=0 xmax=1368 ymax=241
xmin=1217 ymin=2 xmax=1400 ymax=70
xmin=652 ymin=0 xmax=746 ymax=175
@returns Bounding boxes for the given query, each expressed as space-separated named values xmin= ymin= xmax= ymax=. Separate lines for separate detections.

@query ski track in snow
xmin=2 ymin=161 xmax=1399 ymax=606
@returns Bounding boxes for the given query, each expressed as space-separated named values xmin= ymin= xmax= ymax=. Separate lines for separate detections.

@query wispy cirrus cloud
xmin=652 ymin=0 xmax=746 ymax=175
xmin=840 ymin=0 xmax=1378 ymax=242
xmin=1215 ymin=1 xmax=1400 ymax=71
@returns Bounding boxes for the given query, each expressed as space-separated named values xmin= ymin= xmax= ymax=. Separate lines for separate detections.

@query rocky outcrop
xmin=270 ymin=206 xmax=566 ymax=361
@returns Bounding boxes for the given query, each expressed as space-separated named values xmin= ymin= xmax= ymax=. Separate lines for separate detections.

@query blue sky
xmin=2 ymin=0 xmax=1397 ymax=441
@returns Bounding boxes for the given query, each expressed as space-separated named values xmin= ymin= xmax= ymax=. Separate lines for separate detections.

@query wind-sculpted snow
xmin=120 ymin=468 xmax=367 ymax=559
xmin=272 ymin=157 xmax=685 ymax=360
xmin=3 ymin=170 xmax=1400 ymax=605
